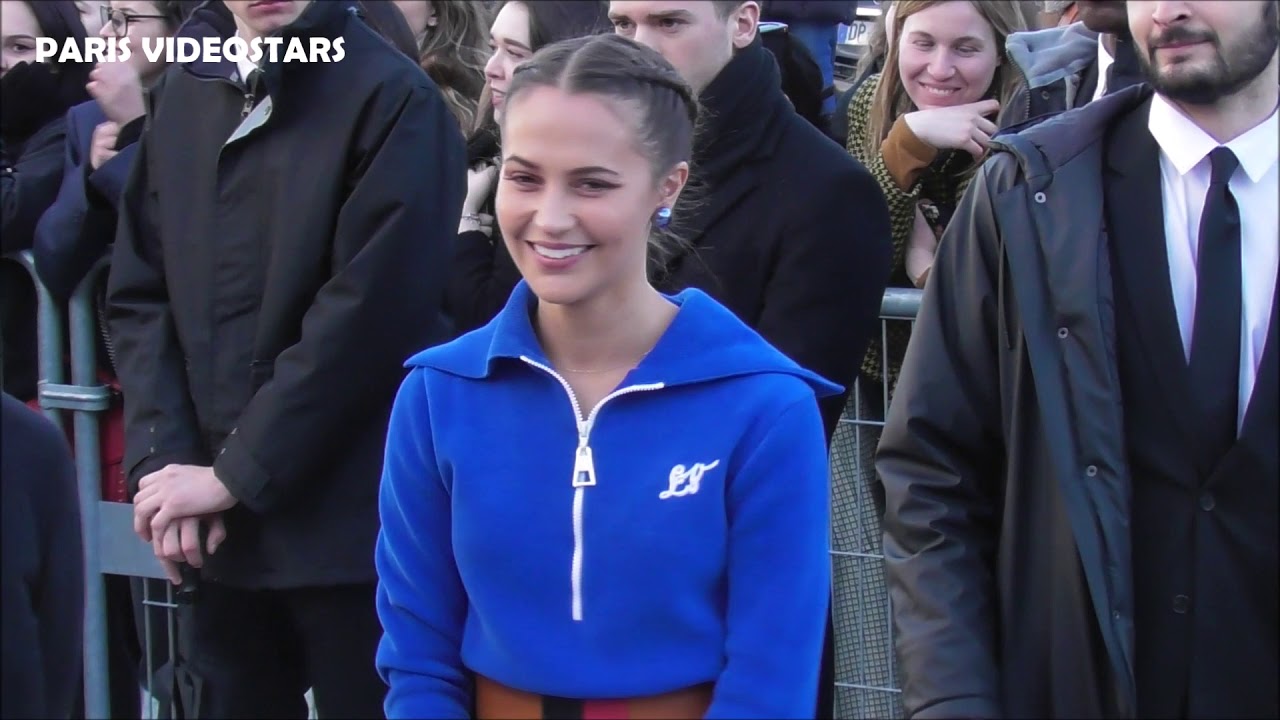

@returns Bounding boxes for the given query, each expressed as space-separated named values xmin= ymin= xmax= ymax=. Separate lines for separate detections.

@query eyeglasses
xmin=100 ymin=6 xmax=168 ymax=37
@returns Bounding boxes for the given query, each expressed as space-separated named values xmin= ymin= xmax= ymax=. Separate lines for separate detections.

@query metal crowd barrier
xmin=4 ymin=248 xmax=923 ymax=719
xmin=830 ymin=287 xmax=921 ymax=720
xmin=4 ymin=250 xmax=176 ymax=720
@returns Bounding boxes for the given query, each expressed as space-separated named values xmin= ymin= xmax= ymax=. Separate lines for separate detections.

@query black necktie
xmin=1188 ymin=146 xmax=1242 ymax=462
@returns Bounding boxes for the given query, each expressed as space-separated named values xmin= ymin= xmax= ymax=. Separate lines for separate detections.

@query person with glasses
xmin=36 ymin=0 xmax=193 ymax=302
xmin=29 ymin=3 xmax=193 ymax=718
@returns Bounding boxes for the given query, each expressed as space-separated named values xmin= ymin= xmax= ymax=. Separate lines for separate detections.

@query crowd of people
xmin=1 ymin=0 xmax=1276 ymax=718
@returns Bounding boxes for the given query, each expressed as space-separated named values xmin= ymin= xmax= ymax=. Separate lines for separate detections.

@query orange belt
xmin=474 ymin=675 xmax=713 ymax=719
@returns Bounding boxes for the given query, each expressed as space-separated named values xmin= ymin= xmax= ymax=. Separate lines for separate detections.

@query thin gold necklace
xmin=555 ymin=350 xmax=652 ymax=374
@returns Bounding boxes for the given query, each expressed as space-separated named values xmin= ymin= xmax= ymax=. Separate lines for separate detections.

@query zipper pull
xmin=572 ymin=441 xmax=596 ymax=488
xmin=241 ymin=68 xmax=262 ymax=120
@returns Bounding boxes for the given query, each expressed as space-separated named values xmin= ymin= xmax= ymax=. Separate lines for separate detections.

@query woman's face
xmin=484 ymin=1 xmax=532 ymax=122
xmin=897 ymin=1 xmax=1000 ymax=110
xmin=497 ymin=85 xmax=684 ymax=310
xmin=100 ymin=0 xmax=171 ymax=82
xmin=1 ymin=1 xmax=42 ymax=78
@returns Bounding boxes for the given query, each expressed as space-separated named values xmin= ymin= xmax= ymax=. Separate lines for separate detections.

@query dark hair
xmin=358 ymin=0 xmax=422 ymax=59
xmin=151 ymin=0 xmax=200 ymax=31
xmin=505 ymin=34 xmax=697 ymax=177
xmin=521 ymin=0 xmax=614 ymax=51
xmin=502 ymin=34 xmax=699 ymax=261
xmin=468 ymin=0 xmax=612 ymax=160
xmin=418 ymin=0 xmax=492 ymax=131
xmin=713 ymin=0 xmax=747 ymax=19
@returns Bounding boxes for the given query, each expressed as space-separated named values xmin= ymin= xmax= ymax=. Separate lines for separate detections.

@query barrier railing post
xmin=8 ymin=251 xmax=67 ymax=429
xmin=830 ymin=286 xmax=922 ymax=719
xmin=69 ymin=260 xmax=113 ymax=719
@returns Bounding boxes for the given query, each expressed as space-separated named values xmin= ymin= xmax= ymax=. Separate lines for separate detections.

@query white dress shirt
xmin=1148 ymin=94 xmax=1280 ymax=431
xmin=1093 ymin=39 xmax=1115 ymax=103
xmin=234 ymin=31 xmax=258 ymax=85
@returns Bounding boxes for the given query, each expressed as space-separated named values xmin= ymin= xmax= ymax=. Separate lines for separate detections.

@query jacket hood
xmin=408 ymin=280 xmax=843 ymax=398
xmin=991 ymin=83 xmax=1152 ymax=191
xmin=1006 ymin=21 xmax=1099 ymax=90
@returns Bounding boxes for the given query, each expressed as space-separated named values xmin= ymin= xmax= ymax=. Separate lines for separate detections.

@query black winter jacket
xmin=876 ymin=85 xmax=1278 ymax=718
xmin=658 ymin=39 xmax=891 ymax=437
xmin=106 ymin=0 xmax=466 ymax=588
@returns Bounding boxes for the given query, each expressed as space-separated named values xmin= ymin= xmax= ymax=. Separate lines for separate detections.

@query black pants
xmin=187 ymin=582 xmax=386 ymax=719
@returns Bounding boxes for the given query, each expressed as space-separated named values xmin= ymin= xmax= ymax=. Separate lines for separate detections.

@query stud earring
xmin=654 ymin=206 xmax=672 ymax=228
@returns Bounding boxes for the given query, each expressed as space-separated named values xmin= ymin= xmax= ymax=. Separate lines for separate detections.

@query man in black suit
xmin=877 ymin=0 xmax=1278 ymax=717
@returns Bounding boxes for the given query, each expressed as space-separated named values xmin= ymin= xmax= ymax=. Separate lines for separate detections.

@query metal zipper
xmin=241 ymin=69 xmax=262 ymax=120
xmin=519 ymin=355 xmax=664 ymax=621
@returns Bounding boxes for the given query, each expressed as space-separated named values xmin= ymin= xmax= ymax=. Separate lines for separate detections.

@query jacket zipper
xmin=1014 ymin=62 xmax=1033 ymax=124
xmin=520 ymin=356 xmax=664 ymax=621
xmin=241 ymin=70 xmax=261 ymax=119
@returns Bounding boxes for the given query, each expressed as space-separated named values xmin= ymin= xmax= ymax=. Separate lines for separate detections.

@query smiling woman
xmin=376 ymin=32 xmax=840 ymax=720
xmin=842 ymin=0 xmax=1025 ymax=398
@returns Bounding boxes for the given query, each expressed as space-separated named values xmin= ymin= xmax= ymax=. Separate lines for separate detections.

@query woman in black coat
xmin=1 ymin=0 xmax=92 ymax=401
xmin=446 ymin=0 xmax=611 ymax=334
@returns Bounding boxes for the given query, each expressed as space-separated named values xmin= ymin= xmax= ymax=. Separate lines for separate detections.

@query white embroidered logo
xmin=659 ymin=460 xmax=721 ymax=499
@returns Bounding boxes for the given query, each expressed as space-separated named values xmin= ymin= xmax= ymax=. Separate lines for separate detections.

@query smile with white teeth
xmin=923 ymin=85 xmax=958 ymax=96
xmin=531 ymin=243 xmax=590 ymax=260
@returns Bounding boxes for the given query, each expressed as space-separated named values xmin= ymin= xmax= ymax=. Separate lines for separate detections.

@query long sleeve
xmin=445 ymin=225 xmax=522 ymax=334
xmin=706 ymin=395 xmax=831 ymax=718
xmin=757 ymin=162 xmax=892 ymax=438
xmin=882 ymin=116 xmax=941 ymax=192
xmin=874 ymin=160 xmax=1007 ymax=719
xmin=85 ymin=138 xmax=138 ymax=208
xmin=2 ymin=120 xmax=70 ymax=255
xmin=213 ymin=84 xmax=466 ymax=513
xmin=33 ymin=107 xmax=129 ymax=304
xmin=846 ymin=77 xmax=919 ymax=276
xmin=105 ymin=116 xmax=208 ymax=491
xmin=375 ymin=370 xmax=471 ymax=719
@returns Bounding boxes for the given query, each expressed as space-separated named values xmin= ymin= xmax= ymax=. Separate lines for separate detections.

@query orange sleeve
xmin=881 ymin=116 xmax=939 ymax=192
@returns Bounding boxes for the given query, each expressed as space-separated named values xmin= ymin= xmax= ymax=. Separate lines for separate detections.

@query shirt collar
xmin=1097 ymin=38 xmax=1115 ymax=85
xmin=233 ymin=30 xmax=259 ymax=85
xmin=1148 ymin=92 xmax=1279 ymax=183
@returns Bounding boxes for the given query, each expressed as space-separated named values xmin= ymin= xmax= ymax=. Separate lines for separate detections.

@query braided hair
xmin=504 ymin=34 xmax=698 ymax=179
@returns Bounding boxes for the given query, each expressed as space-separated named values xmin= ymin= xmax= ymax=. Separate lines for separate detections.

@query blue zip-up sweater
xmin=376 ymin=281 xmax=841 ymax=719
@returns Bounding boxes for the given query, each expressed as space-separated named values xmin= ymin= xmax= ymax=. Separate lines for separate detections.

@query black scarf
xmin=692 ymin=37 xmax=791 ymax=187
xmin=0 ymin=0 xmax=91 ymax=143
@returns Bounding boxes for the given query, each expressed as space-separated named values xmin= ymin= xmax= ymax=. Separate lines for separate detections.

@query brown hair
xmin=863 ymin=0 xmax=1028 ymax=159
xmin=712 ymin=0 xmax=746 ymax=18
xmin=502 ymin=33 xmax=699 ymax=259
xmin=418 ymin=0 xmax=493 ymax=132
xmin=469 ymin=1 xmax=612 ymax=137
